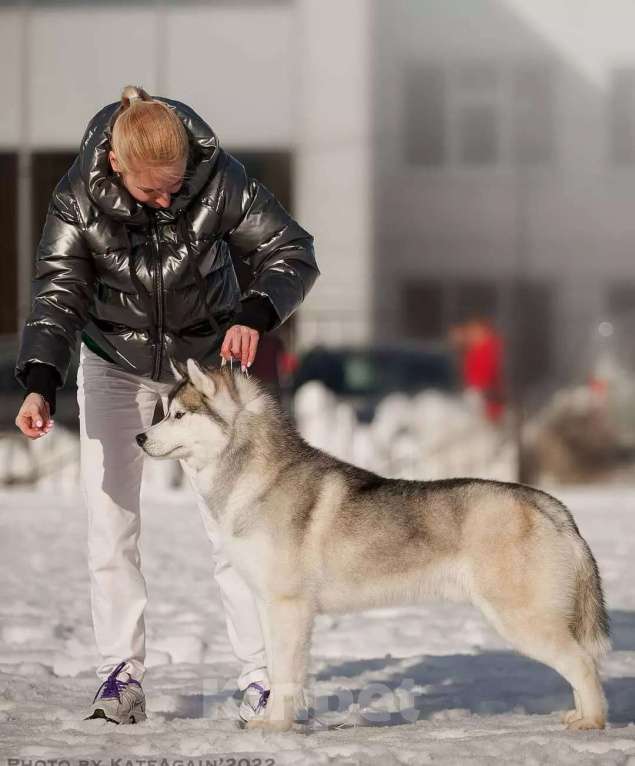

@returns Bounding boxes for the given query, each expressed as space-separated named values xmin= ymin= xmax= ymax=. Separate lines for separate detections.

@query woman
xmin=14 ymin=85 xmax=319 ymax=725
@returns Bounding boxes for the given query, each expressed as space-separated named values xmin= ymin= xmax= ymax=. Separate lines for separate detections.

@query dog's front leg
xmin=254 ymin=596 xmax=273 ymax=679
xmin=247 ymin=596 xmax=314 ymax=732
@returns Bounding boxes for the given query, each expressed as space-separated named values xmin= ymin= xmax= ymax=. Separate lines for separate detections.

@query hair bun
xmin=111 ymin=84 xmax=189 ymax=174
xmin=121 ymin=84 xmax=148 ymax=108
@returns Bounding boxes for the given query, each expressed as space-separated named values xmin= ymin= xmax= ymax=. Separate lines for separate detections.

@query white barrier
xmin=294 ymin=383 xmax=518 ymax=482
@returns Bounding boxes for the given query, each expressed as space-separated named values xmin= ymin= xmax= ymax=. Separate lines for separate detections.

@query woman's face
xmin=108 ymin=151 xmax=186 ymax=209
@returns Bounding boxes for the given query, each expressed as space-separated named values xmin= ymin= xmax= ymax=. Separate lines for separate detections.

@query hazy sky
xmin=506 ymin=0 xmax=635 ymax=86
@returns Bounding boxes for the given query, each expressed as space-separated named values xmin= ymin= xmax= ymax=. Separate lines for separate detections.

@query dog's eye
xmin=174 ymin=411 xmax=185 ymax=419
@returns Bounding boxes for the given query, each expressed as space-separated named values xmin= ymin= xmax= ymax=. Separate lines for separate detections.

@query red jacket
xmin=463 ymin=332 xmax=505 ymax=421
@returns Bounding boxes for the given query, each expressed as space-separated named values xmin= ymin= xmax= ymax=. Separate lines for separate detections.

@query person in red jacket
xmin=458 ymin=316 xmax=506 ymax=422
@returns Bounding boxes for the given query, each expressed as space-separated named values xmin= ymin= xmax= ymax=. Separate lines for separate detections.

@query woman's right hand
xmin=15 ymin=393 xmax=54 ymax=439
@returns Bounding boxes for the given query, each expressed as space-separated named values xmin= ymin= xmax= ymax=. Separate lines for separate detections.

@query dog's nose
xmin=136 ymin=433 xmax=147 ymax=447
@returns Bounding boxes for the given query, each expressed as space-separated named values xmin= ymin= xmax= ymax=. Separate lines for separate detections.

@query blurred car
xmin=290 ymin=342 xmax=459 ymax=423
xmin=0 ymin=334 xmax=80 ymax=432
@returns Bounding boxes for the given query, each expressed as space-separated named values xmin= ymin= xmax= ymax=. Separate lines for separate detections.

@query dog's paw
xmin=566 ymin=716 xmax=606 ymax=731
xmin=561 ymin=709 xmax=581 ymax=725
xmin=245 ymin=717 xmax=293 ymax=733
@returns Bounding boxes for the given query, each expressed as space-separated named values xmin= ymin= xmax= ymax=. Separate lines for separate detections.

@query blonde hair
xmin=111 ymin=85 xmax=189 ymax=182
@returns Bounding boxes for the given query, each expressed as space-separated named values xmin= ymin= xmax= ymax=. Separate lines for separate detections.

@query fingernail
xmin=247 ymin=361 xmax=253 ymax=368
xmin=241 ymin=364 xmax=246 ymax=373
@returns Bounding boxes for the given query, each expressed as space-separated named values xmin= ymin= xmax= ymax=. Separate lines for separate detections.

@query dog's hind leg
xmin=561 ymin=690 xmax=581 ymax=725
xmin=247 ymin=596 xmax=315 ymax=732
xmin=480 ymin=603 xmax=607 ymax=730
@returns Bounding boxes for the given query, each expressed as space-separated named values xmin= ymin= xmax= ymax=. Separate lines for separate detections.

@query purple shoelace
xmin=249 ymin=682 xmax=270 ymax=713
xmin=93 ymin=660 xmax=141 ymax=703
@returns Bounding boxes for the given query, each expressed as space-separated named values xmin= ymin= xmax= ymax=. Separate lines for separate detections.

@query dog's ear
xmin=168 ymin=357 xmax=187 ymax=382
xmin=186 ymin=358 xmax=217 ymax=398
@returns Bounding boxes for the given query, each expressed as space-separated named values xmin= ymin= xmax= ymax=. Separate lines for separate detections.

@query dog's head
xmin=136 ymin=358 xmax=266 ymax=466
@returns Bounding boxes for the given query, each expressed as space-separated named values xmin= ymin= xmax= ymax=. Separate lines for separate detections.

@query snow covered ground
xmin=1 ymin=479 xmax=634 ymax=765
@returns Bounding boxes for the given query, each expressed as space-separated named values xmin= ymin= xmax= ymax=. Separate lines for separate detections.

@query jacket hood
xmin=78 ymin=96 xmax=221 ymax=225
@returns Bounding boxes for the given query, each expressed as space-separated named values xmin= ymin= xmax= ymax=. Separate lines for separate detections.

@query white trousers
xmin=76 ymin=341 xmax=269 ymax=690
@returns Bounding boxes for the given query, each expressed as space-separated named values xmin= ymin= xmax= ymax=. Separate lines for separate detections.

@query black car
xmin=291 ymin=343 xmax=459 ymax=423
xmin=0 ymin=335 xmax=80 ymax=432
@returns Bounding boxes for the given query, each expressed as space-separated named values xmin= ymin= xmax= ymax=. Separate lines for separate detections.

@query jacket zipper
xmin=150 ymin=211 xmax=164 ymax=380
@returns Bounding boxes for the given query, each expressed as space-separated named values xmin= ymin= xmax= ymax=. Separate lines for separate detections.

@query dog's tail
xmin=570 ymin=536 xmax=611 ymax=658
xmin=534 ymin=491 xmax=611 ymax=658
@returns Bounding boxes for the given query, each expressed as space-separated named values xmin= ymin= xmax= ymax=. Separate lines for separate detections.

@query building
xmin=2 ymin=0 xmax=635 ymax=391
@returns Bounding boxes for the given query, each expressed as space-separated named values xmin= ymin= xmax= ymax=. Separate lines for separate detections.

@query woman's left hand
xmin=220 ymin=324 xmax=260 ymax=371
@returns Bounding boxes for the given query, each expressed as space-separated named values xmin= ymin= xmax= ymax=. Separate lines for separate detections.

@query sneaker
xmin=84 ymin=660 xmax=147 ymax=724
xmin=238 ymin=682 xmax=270 ymax=724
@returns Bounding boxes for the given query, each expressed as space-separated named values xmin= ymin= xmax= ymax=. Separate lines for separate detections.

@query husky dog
xmin=136 ymin=359 xmax=610 ymax=732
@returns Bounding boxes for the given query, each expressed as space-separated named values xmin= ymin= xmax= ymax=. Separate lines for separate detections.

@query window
xmin=405 ymin=60 xmax=555 ymax=167
xmin=401 ymin=279 xmax=501 ymax=340
xmin=0 ymin=154 xmax=18 ymax=334
xmin=607 ymin=283 xmax=635 ymax=323
xmin=456 ymin=280 xmax=499 ymax=318
xmin=224 ymin=150 xmax=293 ymax=293
xmin=508 ymin=280 xmax=554 ymax=385
xmin=401 ymin=280 xmax=445 ymax=338
xmin=404 ymin=66 xmax=447 ymax=166
xmin=32 ymin=152 xmax=78 ymax=269
xmin=513 ymin=64 xmax=555 ymax=164
xmin=230 ymin=150 xmax=292 ymax=213
xmin=456 ymin=62 xmax=500 ymax=165
xmin=458 ymin=103 xmax=499 ymax=164
xmin=609 ymin=68 xmax=635 ymax=165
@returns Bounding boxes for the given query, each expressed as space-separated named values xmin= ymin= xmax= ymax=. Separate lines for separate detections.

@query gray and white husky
xmin=137 ymin=359 xmax=610 ymax=732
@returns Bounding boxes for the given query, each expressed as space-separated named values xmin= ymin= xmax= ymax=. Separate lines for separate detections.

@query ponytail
xmin=111 ymin=84 xmax=189 ymax=182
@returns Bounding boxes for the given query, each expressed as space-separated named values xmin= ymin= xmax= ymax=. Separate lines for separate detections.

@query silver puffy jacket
xmin=15 ymin=96 xmax=319 ymax=390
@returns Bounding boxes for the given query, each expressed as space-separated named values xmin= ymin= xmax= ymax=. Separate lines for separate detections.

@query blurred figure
xmin=448 ymin=322 xmax=468 ymax=359
xmin=249 ymin=332 xmax=285 ymax=401
xmin=451 ymin=316 xmax=505 ymax=423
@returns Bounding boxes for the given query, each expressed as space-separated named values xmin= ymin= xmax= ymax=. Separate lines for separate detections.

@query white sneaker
xmin=85 ymin=660 xmax=147 ymax=725
xmin=238 ymin=682 xmax=270 ymax=724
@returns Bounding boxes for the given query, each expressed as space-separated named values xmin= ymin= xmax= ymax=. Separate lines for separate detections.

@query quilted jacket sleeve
xmin=219 ymin=151 xmax=320 ymax=329
xmin=14 ymin=173 xmax=95 ymax=390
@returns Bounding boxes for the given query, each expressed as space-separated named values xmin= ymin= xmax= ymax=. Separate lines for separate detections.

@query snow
xmin=1 ymin=480 xmax=634 ymax=764
xmin=0 ymin=383 xmax=633 ymax=762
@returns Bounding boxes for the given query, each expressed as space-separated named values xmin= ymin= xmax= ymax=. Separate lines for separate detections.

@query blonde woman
xmin=14 ymin=85 xmax=319 ymax=725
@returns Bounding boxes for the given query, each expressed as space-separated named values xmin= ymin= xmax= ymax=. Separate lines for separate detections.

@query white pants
xmin=76 ymin=341 xmax=269 ymax=690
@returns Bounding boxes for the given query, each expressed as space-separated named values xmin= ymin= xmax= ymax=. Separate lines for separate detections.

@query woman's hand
xmin=15 ymin=393 xmax=54 ymax=439
xmin=220 ymin=324 xmax=260 ymax=371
